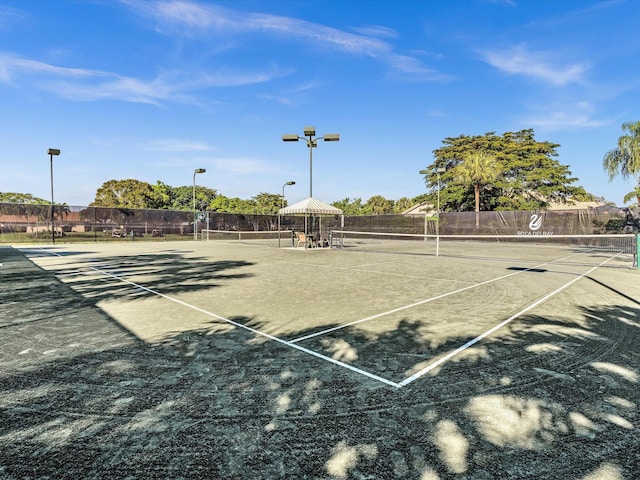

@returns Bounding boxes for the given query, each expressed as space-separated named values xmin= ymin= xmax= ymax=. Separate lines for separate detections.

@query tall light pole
xmin=420 ymin=167 xmax=446 ymax=256
xmin=48 ymin=148 xmax=61 ymax=244
xmin=282 ymin=126 xmax=339 ymax=198
xmin=193 ymin=168 xmax=206 ymax=240
xmin=278 ymin=180 xmax=295 ymax=248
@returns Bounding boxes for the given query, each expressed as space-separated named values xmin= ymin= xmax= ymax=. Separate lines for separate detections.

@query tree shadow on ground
xmin=1 ymin=247 xmax=639 ymax=479
xmin=4 ymin=246 xmax=255 ymax=309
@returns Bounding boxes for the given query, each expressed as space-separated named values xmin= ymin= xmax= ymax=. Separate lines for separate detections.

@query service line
xmin=397 ymin=253 xmax=621 ymax=387
xmin=27 ymin=246 xmax=402 ymax=388
xmin=290 ymin=252 xmax=585 ymax=344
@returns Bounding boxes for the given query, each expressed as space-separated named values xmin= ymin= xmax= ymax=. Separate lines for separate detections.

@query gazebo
xmin=278 ymin=197 xmax=343 ymax=247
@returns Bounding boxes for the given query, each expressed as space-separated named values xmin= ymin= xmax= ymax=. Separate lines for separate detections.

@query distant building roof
xmin=547 ymin=200 xmax=611 ymax=211
xmin=402 ymin=201 xmax=434 ymax=216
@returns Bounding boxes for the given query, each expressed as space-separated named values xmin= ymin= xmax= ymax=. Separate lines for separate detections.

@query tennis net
xmin=329 ymin=230 xmax=637 ymax=268
xmin=202 ymin=229 xmax=291 ymax=246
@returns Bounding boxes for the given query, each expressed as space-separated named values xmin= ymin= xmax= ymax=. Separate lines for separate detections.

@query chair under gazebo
xmin=278 ymin=197 xmax=343 ymax=248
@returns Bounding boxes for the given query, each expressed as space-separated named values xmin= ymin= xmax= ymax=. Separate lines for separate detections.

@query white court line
xmin=27 ymin=247 xmax=402 ymax=388
xmin=397 ymin=253 xmax=621 ymax=387
xmin=290 ymin=252 xmax=585 ymax=344
xmin=22 ymin=246 xmax=619 ymax=389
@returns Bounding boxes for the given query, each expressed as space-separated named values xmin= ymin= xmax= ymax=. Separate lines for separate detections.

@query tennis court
xmin=1 ymin=238 xmax=639 ymax=478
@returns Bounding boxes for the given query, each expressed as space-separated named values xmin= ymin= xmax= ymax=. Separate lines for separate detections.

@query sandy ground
xmin=1 ymin=242 xmax=639 ymax=479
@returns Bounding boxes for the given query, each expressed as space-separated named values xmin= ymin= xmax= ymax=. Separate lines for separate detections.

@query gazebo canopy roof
xmin=278 ymin=197 xmax=343 ymax=215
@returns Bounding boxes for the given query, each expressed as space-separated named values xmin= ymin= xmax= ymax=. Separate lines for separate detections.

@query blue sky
xmin=1 ymin=0 xmax=639 ymax=207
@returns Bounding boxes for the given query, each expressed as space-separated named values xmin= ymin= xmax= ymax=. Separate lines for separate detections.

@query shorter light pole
xmin=193 ymin=168 xmax=206 ymax=240
xmin=48 ymin=148 xmax=61 ymax=244
xmin=279 ymin=181 xmax=295 ymax=248
xmin=420 ymin=167 xmax=445 ymax=256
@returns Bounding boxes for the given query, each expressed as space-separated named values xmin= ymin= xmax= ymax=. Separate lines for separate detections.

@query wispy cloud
xmin=522 ymin=101 xmax=609 ymax=131
xmin=0 ymin=5 xmax=28 ymax=31
xmin=0 ymin=52 xmax=101 ymax=83
xmin=527 ymin=111 xmax=606 ymax=130
xmin=123 ymin=0 xmax=445 ymax=81
xmin=351 ymin=25 xmax=399 ymax=39
xmin=0 ymin=0 xmax=446 ymax=105
xmin=132 ymin=0 xmax=391 ymax=56
xmin=256 ymin=93 xmax=294 ymax=106
xmin=481 ymin=44 xmax=588 ymax=86
xmin=0 ymin=51 xmax=283 ymax=104
xmin=482 ymin=0 xmax=517 ymax=7
xmin=388 ymin=55 xmax=451 ymax=81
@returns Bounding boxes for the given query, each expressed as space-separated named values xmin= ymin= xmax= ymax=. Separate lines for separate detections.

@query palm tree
xmin=622 ymin=185 xmax=640 ymax=206
xmin=393 ymin=197 xmax=414 ymax=213
xmin=454 ymin=151 xmax=501 ymax=228
xmin=603 ymin=120 xmax=640 ymax=181
xmin=365 ymin=195 xmax=394 ymax=215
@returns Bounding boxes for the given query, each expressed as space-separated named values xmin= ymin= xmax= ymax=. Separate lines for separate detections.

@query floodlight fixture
xmin=281 ymin=180 xmax=296 ymax=209
xmin=281 ymin=126 xmax=340 ymax=198
xmin=48 ymin=148 xmax=60 ymax=156
xmin=279 ymin=180 xmax=296 ymax=247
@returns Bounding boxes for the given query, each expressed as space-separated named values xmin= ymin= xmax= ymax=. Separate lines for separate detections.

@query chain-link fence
xmin=0 ymin=202 xmax=634 ymax=244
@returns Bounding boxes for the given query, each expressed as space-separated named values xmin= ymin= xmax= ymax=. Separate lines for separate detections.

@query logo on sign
xmin=518 ymin=213 xmax=553 ymax=236
xmin=529 ymin=213 xmax=543 ymax=231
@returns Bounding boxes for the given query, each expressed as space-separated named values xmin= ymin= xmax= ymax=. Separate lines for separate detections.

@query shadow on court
xmin=49 ymin=253 xmax=255 ymax=302
xmin=1 ymin=247 xmax=639 ymax=479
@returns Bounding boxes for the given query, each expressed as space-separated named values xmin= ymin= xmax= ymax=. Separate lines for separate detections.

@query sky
xmin=1 ymin=0 xmax=640 ymax=208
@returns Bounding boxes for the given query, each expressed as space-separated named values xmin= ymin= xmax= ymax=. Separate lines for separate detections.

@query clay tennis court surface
xmin=1 ymin=241 xmax=639 ymax=478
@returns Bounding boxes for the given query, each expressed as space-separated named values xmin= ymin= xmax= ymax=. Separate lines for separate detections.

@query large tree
xmin=90 ymin=180 xmax=217 ymax=210
xmin=603 ymin=120 xmax=640 ymax=204
xmin=252 ymin=192 xmax=283 ymax=215
xmin=209 ymin=195 xmax=253 ymax=214
xmin=0 ymin=192 xmax=49 ymax=204
xmin=426 ymin=129 xmax=585 ymax=212
xmin=170 ymin=185 xmax=218 ymax=211
xmin=90 ymin=179 xmax=168 ymax=209
xmin=331 ymin=198 xmax=365 ymax=215
xmin=364 ymin=195 xmax=394 ymax=215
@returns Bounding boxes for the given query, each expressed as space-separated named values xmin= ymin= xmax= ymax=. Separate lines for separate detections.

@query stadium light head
xmin=283 ymin=126 xmax=339 ymax=199
xmin=48 ymin=148 xmax=60 ymax=156
xmin=194 ymin=168 xmax=206 ymax=174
